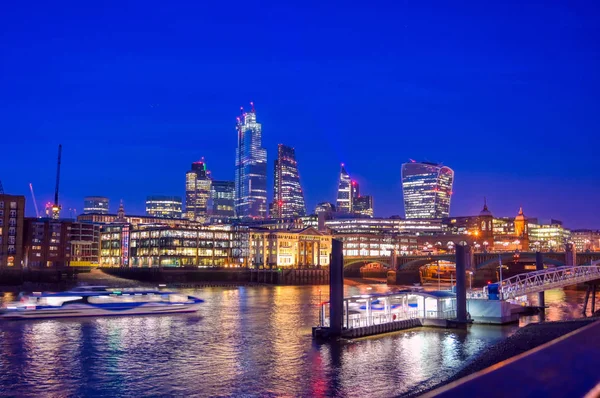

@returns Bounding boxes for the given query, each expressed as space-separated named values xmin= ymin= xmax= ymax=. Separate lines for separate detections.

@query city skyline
xmin=1 ymin=1 xmax=599 ymax=228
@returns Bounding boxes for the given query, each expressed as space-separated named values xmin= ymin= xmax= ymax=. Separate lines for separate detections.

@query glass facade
xmin=528 ymin=220 xmax=571 ymax=251
xmin=146 ymin=196 xmax=183 ymax=219
xmin=401 ymin=161 xmax=454 ymax=219
xmin=185 ymin=160 xmax=212 ymax=222
xmin=83 ymin=196 xmax=109 ymax=214
xmin=209 ymin=180 xmax=235 ymax=217
xmin=336 ymin=164 xmax=352 ymax=214
xmin=122 ymin=225 xmax=250 ymax=267
xmin=270 ymin=144 xmax=306 ymax=218
xmin=353 ymin=196 xmax=374 ymax=218
xmin=235 ymin=104 xmax=267 ymax=218
xmin=325 ymin=218 xmax=443 ymax=235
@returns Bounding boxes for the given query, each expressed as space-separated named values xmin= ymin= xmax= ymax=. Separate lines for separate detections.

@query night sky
xmin=1 ymin=1 xmax=599 ymax=228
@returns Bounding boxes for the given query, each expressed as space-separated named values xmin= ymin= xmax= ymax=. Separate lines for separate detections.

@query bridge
xmin=343 ymin=251 xmax=600 ymax=285
xmin=475 ymin=265 xmax=600 ymax=301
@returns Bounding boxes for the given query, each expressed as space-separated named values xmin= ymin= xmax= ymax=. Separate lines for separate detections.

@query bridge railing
xmin=500 ymin=266 xmax=600 ymax=300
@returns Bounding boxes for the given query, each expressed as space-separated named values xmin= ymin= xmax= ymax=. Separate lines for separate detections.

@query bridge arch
xmin=396 ymin=255 xmax=456 ymax=271
xmin=476 ymin=253 xmax=565 ymax=270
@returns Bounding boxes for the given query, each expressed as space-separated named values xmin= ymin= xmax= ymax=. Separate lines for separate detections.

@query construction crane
xmin=29 ymin=183 xmax=40 ymax=218
xmin=51 ymin=144 xmax=62 ymax=220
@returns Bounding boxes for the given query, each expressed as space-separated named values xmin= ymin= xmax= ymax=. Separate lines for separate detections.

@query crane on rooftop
xmin=51 ymin=144 xmax=62 ymax=220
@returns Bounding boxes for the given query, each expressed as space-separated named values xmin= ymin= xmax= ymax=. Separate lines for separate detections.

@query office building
xmin=209 ymin=180 xmax=235 ymax=217
xmin=146 ymin=196 xmax=183 ymax=219
xmin=101 ymin=224 xmax=251 ymax=267
xmin=235 ymin=103 xmax=267 ymax=218
xmin=83 ymin=196 xmax=110 ymax=214
xmin=336 ymin=164 xmax=352 ymax=214
xmin=0 ymin=194 xmax=25 ymax=268
xmin=528 ymin=219 xmax=571 ymax=252
xmin=325 ymin=217 xmax=443 ymax=235
xmin=401 ymin=161 xmax=454 ymax=219
xmin=572 ymin=230 xmax=600 ymax=252
xmin=78 ymin=201 xmax=200 ymax=228
xmin=270 ymin=144 xmax=306 ymax=218
xmin=69 ymin=222 xmax=101 ymax=266
xmin=353 ymin=195 xmax=374 ymax=218
xmin=315 ymin=202 xmax=336 ymax=215
xmin=99 ymin=224 xmax=131 ymax=267
xmin=185 ymin=159 xmax=212 ymax=222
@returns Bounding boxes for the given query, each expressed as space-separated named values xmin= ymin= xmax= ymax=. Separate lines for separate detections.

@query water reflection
xmin=0 ymin=286 xmax=592 ymax=397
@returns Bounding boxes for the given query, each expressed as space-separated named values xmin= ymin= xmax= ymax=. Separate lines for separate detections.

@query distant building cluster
xmin=0 ymin=103 xmax=598 ymax=271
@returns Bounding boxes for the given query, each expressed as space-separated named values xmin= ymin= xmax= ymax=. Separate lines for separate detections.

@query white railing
xmin=499 ymin=266 xmax=600 ymax=300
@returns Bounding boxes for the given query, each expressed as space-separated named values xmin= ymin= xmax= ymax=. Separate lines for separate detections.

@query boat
xmin=0 ymin=286 xmax=204 ymax=320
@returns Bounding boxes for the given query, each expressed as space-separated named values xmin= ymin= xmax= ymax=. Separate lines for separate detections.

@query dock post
xmin=536 ymin=252 xmax=545 ymax=316
xmin=592 ymin=284 xmax=597 ymax=315
xmin=455 ymin=244 xmax=468 ymax=323
xmin=583 ymin=285 xmax=591 ymax=316
xmin=329 ymin=239 xmax=344 ymax=337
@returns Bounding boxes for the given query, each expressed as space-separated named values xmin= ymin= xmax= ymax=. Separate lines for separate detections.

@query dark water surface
xmin=0 ymin=285 xmax=588 ymax=397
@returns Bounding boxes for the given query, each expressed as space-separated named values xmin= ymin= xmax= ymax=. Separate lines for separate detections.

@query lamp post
xmin=468 ymin=271 xmax=473 ymax=291
xmin=483 ymin=240 xmax=489 ymax=253
xmin=498 ymin=254 xmax=503 ymax=287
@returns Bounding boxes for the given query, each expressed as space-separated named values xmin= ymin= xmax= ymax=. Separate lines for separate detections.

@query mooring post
xmin=455 ymin=244 xmax=468 ymax=323
xmin=592 ymin=284 xmax=597 ymax=315
xmin=536 ymin=252 xmax=545 ymax=314
xmin=329 ymin=239 xmax=344 ymax=336
xmin=583 ymin=285 xmax=591 ymax=316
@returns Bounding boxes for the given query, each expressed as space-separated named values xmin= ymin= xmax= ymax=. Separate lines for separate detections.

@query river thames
xmin=0 ymin=284 xmax=590 ymax=397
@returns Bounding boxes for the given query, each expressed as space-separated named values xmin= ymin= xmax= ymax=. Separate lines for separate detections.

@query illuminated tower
xmin=235 ymin=103 xmax=267 ymax=218
xmin=336 ymin=164 xmax=352 ymax=214
xmin=270 ymin=144 xmax=306 ymax=218
xmin=514 ymin=207 xmax=527 ymax=237
xmin=185 ymin=159 xmax=212 ymax=222
xmin=401 ymin=161 xmax=454 ymax=219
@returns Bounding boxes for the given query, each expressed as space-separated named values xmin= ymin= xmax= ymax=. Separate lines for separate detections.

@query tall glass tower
xmin=185 ymin=159 xmax=212 ymax=222
xmin=235 ymin=103 xmax=267 ymax=218
xmin=270 ymin=144 xmax=306 ymax=218
xmin=401 ymin=161 xmax=454 ymax=219
xmin=336 ymin=164 xmax=352 ymax=214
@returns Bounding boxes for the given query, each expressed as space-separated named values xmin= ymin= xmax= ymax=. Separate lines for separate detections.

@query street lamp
xmin=468 ymin=271 xmax=473 ymax=291
xmin=483 ymin=241 xmax=489 ymax=253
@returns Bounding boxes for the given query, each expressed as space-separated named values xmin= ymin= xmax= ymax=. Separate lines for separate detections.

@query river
xmin=0 ymin=283 xmax=592 ymax=397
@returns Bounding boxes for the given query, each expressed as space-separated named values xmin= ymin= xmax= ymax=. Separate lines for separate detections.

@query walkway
xmin=468 ymin=266 xmax=600 ymax=301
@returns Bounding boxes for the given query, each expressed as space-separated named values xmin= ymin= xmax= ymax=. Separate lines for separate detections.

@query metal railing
xmin=498 ymin=266 xmax=600 ymax=300
xmin=424 ymin=309 xmax=457 ymax=319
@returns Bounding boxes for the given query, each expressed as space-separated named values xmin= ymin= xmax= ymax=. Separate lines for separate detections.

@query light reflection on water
xmin=0 ymin=285 xmax=590 ymax=397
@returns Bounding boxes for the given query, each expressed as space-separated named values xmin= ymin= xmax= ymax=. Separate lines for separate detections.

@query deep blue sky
xmin=1 ymin=1 xmax=599 ymax=228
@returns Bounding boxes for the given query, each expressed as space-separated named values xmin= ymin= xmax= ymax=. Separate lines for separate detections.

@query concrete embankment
xmin=405 ymin=318 xmax=597 ymax=397
xmin=101 ymin=267 xmax=330 ymax=285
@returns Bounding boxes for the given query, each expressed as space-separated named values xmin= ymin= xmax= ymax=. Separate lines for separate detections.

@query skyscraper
xmin=185 ymin=159 xmax=211 ymax=222
xmin=209 ymin=180 xmax=235 ymax=217
xmin=83 ymin=196 xmax=109 ymax=214
xmin=353 ymin=195 xmax=374 ymax=218
xmin=235 ymin=103 xmax=267 ymax=219
xmin=401 ymin=161 xmax=454 ymax=219
xmin=336 ymin=164 xmax=352 ymax=214
xmin=270 ymin=144 xmax=306 ymax=218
